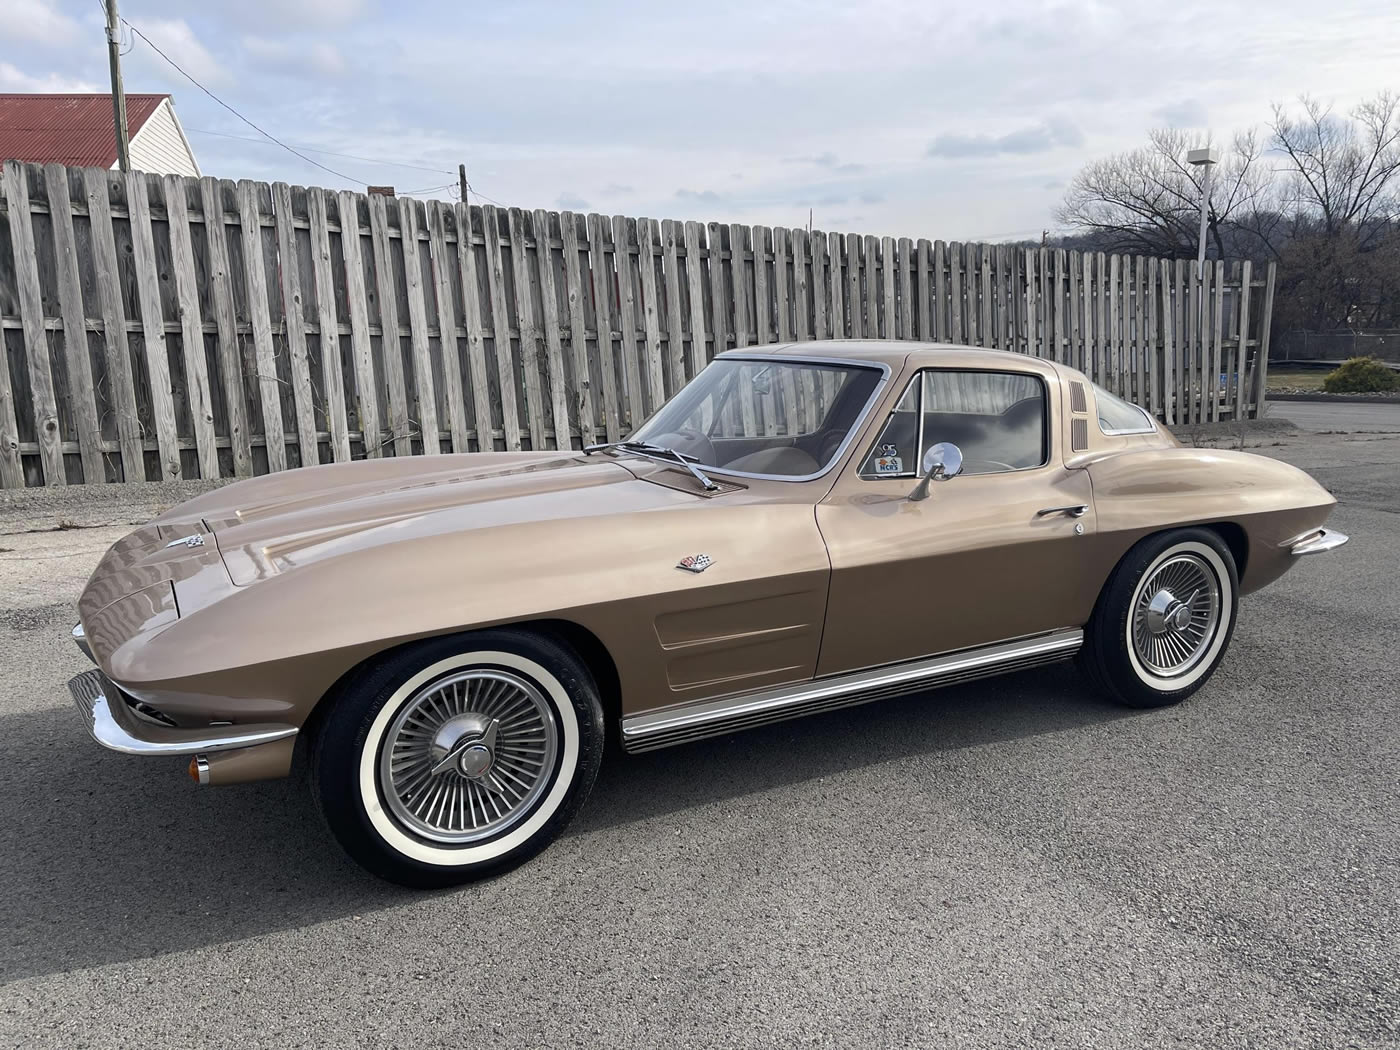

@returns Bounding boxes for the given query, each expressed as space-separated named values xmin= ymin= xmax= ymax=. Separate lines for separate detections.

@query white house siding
xmin=120 ymin=99 xmax=200 ymax=177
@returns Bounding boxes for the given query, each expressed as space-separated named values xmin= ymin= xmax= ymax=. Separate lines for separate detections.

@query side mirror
xmin=909 ymin=442 xmax=963 ymax=502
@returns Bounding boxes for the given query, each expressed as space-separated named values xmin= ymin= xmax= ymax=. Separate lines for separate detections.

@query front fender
xmin=1085 ymin=447 xmax=1336 ymax=593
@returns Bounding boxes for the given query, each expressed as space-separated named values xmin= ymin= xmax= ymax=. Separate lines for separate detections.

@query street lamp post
xmin=1186 ymin=146 xmax=1219 ymax=279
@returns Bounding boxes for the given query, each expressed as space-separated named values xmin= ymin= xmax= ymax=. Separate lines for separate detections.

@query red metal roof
xmin=0 ymin=94 xmax=169 ymax=169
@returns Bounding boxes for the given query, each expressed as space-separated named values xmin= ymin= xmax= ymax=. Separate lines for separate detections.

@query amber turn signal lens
xmin=188 ymin=757 xmax=200 ymax=782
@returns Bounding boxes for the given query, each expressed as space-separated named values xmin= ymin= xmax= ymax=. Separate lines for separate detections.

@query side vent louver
xmin=1071 ymin=417 xmax=1089 ymax=452
xmin=1070 ymin=381 xmax=1088 ymax=414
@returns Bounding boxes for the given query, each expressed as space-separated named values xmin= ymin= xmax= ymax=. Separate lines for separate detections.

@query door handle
xmin=1036 ymin=504 xmax=1088 ymax=518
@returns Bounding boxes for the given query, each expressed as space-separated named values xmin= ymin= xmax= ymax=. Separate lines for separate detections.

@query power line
xmin=397 ymin=182 xmax=456 ymax=197
xmin=120 ymin=17 xmax=365 ymax=185
xmin=185 ymin=127 xmax=456 ymax=176
xmin=467 ymin=182 xmax=504 ymax=207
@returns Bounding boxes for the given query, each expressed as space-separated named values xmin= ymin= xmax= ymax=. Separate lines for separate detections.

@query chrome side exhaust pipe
xmin=186 ymin=736 xmax=295 ymax=786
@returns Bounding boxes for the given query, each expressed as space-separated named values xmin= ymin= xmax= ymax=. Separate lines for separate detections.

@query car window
xmin=630 ymin=357 xmax=884 ymax=478
xmin=860 ymin=370 xmax=1047 ymax=477
xmin=699 ymin=363 xmax=846 ymax=440
xmin=1093 ymin=383 xmax=1155 ymax=434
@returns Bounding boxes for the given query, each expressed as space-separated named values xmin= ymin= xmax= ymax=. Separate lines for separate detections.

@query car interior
xmin=647 ymin=366 xmax=881 ymax=477
xmin=859 ymin=376 xmax=1047 ymax=477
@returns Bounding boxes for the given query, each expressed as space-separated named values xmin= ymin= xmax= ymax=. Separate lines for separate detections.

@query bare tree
xmin=1271 ymin=93 xmax=1400 ymax=242
xmin=1266 ymin=94 xmax=1400 ymax=328
xmin=1055 ymin=128 xmax=1272 ymax=257
xmin=1055 ymin=93 xmax=1400 ymax=331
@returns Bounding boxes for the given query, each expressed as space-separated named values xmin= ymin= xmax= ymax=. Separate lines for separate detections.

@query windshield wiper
xmin=584 ymin=441 xmax=719 ymax=491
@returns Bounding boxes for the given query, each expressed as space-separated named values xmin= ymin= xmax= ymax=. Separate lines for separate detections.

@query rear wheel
xmin=312 ymin=629 xmax=604 ymax=887
xmin=1080 ymin=528 xmax=1239 ymax=708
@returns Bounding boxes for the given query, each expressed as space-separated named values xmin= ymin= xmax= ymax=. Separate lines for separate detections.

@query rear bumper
xmin=67 ymin=669 xmax=298 ymax=758
xmin=1288 ymin=527 xmax=1349 ymax=556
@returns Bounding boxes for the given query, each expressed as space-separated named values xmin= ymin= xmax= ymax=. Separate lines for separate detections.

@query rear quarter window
xmin=1093 ymin=384 xmax=1155 ymax=434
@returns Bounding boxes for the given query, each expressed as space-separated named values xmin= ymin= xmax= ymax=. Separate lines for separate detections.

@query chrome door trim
xmin=620 ymin=628 xmax=1083 ymax=753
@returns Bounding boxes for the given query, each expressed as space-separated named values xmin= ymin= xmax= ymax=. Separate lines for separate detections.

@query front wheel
xmin=1080 ymin=528 xmax=1239 ymax=708
xmin=311 ymin=629 xmax=605 ymax=887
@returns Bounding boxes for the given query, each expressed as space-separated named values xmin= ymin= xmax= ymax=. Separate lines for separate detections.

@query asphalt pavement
xmin=1265 ymin=397 xmax=1400 ymax=433
xmin=0 ymin=412 xmax=1396 ymax=1049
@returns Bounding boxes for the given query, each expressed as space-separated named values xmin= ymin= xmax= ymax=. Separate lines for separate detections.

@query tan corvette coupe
xmin=68 ymin=341 xmax=1346 ymax=885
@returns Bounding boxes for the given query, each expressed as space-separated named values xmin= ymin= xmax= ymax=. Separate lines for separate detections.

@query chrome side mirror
xmin=909 ymin=442 xmax=963 ymax=502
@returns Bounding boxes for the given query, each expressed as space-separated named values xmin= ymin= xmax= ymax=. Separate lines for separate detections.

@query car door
xmin=815 ymin=366 xmax=1102 ymax=677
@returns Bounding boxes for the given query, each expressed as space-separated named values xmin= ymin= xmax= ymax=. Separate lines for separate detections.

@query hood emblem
xmin=165 ymin=534 xmax=205 ymax=549
xmin=677 ymin=554 xmax=713 ymax=574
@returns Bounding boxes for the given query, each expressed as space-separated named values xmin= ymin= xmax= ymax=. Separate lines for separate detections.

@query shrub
xmin=1321 ymin=356 xmax=1400 ymax=394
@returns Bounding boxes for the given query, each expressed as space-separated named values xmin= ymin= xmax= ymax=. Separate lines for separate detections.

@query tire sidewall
xmin=1089 ymin=528 xmax=1240 ymax=707
xmin=314 ymin=631 xmax=604 ymax=886
xmin=1121 ymin=540 xmax=1234 ymax=693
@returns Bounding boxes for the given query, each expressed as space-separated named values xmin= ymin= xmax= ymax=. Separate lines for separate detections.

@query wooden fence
xmin=0 ymin=159 xmax=1275 ymax=488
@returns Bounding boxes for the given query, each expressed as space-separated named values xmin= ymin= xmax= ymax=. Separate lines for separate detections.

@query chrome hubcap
xmin=1131 ymin=553 xmax=1221 ymax=677
xmin=379 ymin=670 xmax=558 ymax=844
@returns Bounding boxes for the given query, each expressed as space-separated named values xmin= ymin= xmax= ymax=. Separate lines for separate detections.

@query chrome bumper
xmin=1289 ymin=527 xmax=1350 ymax=556
xmin=67 ymin=669 xmax=298 ymax=757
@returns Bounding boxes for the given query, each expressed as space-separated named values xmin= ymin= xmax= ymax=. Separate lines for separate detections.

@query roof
xmin=0 ymin=94 xmax=170 ymax=169
xmin=720 ymin=340 xmax=1064 ymax=376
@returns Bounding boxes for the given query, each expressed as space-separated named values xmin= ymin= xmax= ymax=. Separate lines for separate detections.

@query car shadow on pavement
xmin=576 ymin=662 xmax=1134 ymax=834
xmin=1 ymin=663 xmax=1133 ymax=983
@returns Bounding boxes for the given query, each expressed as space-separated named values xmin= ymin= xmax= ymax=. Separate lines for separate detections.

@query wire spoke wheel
xmin=378 ymin=669 xmax=559 ymax=844
xmin=1130 ymin=553 xmax=1222 ymax=679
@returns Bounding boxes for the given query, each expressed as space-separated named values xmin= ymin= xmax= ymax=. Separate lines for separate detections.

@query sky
xmin=2 ymin=0 xmax=1398 ymax=241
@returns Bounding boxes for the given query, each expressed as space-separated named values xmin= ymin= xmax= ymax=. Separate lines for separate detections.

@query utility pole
xmin=104 ymin=0 xmax=130 ymax=173
xmin=458 ymin=164 xmax=469 ymax=204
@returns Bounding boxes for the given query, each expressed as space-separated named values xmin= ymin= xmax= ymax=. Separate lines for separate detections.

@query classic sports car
xmin=68 ymin=341 xmax=1346 ymax=886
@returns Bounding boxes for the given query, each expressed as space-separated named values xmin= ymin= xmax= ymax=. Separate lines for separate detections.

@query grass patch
xmin=1268 ymin=369 xmax=1328 ymax=392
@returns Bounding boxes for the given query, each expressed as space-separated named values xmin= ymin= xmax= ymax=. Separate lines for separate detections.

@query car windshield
xmin=627 ymin=357 xmax=884 ymax=478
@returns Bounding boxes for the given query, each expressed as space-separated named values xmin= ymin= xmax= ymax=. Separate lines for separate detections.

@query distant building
xmin=0 ymin=93 xmax=199 ymax=176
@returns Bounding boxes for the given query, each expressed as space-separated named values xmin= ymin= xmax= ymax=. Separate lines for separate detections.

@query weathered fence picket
xmin=0 ymin=160 xmax=1276 ymax=487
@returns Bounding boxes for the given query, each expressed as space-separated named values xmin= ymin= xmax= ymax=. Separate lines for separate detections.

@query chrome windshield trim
xmin=629 ymin=354 xmax=892 ymax=485
xmin=621 ymin=628 xmax=1083 ymax=752
xmin=67 ymin=670 xmax=298 ymax=757
xmin=1287 ymin=527 xmax=1350 ymax=556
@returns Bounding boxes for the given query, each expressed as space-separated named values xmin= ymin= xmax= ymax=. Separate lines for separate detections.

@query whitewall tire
xmin=1080 ymin=528 xmax=1240 ymax=709
xmin=313 ymin=629 xmax=605 ymax=887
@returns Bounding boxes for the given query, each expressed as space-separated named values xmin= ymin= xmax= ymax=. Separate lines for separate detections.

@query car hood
xmin=160 ymin=452 xmax=708 ymax=586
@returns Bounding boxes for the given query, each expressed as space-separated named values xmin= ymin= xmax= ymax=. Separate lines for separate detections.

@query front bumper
xmin=67 ymin=669 xmax=298 ymax=758
xmin=1289 ymin=527 xmax=1350 ymax=556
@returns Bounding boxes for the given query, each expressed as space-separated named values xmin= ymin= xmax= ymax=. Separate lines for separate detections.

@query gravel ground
xmin=0 ymin=406 xmax=1396 ymax=1050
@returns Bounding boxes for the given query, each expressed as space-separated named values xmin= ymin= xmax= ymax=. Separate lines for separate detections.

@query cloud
xmin=243 ymin=36 xmax=346 ymax=77
xmin=676 ymin=188 xmax=723 ymax=204
xmin=859 ymin=190 xmax=885 ymax=204
xmin=556 ymin=192 xmax=590 ymax=210
xmin=132 ymin=19 xmax=230 ymax=88
xmin=811 ymin=194 xmax=846 ymax=206
xmin=223 ymin=0 xmax=369 ymax=28
xmin=602 ymin=182 xmax=634 ymax=195
xmin=1153 ymin=98 xmax=1209 ymax=128
xmin=0 ymin=0 xmax=78 ymax=46
xmin=928 ymin=119 xmax=1085 ymax=158
xmin=785 ymin=151 xmax=865 ymax=174
xmin=0 ymin=62 xmax=102 ymax=93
